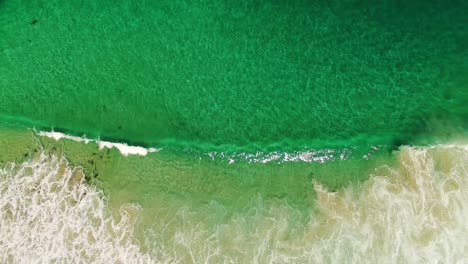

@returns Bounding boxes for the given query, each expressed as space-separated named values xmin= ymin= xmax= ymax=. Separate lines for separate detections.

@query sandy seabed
xmin=0 ymin=144 xmax=467 ymax=263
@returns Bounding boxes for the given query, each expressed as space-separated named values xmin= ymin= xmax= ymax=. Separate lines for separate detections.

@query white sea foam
xmin=0 ymin=153 xmax=157 ymax=263
xmin=204 ymin=148 xmax=349 ymax=164
xmin=37 ymin=131 xmax=159 ymax=156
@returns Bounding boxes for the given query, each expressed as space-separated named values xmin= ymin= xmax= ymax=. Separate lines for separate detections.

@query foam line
xmin=37 ymin=131 xmax=159 ymax=156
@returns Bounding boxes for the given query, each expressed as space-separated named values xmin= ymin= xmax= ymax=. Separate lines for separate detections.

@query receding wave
xmin=1 ymin=144 xmax=467 ymax=263
xmin=0 ymin=153 xmax=153 ymax=263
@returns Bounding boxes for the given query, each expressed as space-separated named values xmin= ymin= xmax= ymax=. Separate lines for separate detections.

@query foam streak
xmin=37 ymin=131 xmax=159 ymax=156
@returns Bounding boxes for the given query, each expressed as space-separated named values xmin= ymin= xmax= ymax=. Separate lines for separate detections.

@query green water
xmin=1 ymin=0 xmax=467 ymax=156
xmin=1 ymin=1 xmax=468 ymax=262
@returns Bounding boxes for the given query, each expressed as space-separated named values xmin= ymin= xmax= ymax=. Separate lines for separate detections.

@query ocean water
xmin=1 ymin=0 xmax=468 ymax=263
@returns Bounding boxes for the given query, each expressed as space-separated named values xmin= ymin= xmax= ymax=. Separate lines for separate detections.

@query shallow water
xmin=1 ymin=133 xmax=467 ymax=263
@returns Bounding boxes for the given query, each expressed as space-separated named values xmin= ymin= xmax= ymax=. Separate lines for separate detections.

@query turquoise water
xmin=1 ymin=0 xmax=468 ymax=263
xmin=1 ymin=0 xmax=467 ymax=155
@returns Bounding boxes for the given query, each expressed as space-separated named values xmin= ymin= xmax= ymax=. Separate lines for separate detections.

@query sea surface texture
xmin=0 ymin=0 xmax=467 ymax=263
